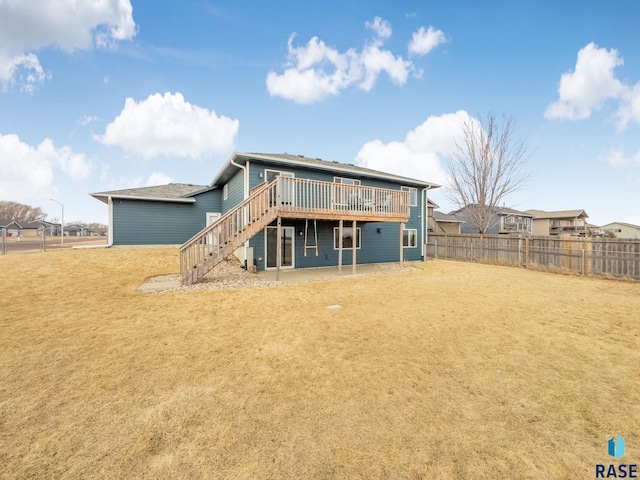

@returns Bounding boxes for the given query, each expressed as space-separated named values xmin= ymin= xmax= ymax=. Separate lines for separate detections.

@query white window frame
xmin=401 ymin=186 xmax=418 ymax=207
xmin=265 ymin=169 xmax=295 ymax=204
xmin=403 ymin=228 xmax=417 ymax=248
xmin=265 ymin=169 xmax=295 ymax=181
xmin=334 ymin=177 xmax=361 ymax=207
xmin=333 ymin=176 xmax=361 ymax=186
xmin=223 ymin=184 xmax=228 ymax=200
xmin=333 ymin=226 xmax=361 ymax=250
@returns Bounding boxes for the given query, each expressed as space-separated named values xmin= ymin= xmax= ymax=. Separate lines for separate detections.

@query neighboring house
xmin=432 ymin=211 xmax=463 ymax=234
xmin=20 ymin=220 xmax=61 ymax=237
xmin=0 ymin=219 xmax=21 ymax=237
xmin=525 ymin=209 xmax=589 ymax=237
xmin=601 ymin=221 xmax=640 ymax=239
xmin=425 ymin=199 xmax=463 ymax=235
xmin=64 ymin=224 xmax=91 ymax=237
xmin=450 ymin=205 xmax=533 ymax=235
xmin=91 ymin=152 xmax=440 ymax=282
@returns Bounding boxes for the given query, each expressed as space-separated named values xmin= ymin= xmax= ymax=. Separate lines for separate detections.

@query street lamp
xmin=49 ymin=198 xmax=64 ymax=244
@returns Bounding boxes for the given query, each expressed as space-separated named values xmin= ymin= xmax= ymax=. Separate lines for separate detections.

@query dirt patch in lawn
xmin=1 ymin=247 xmax=639 ymax=479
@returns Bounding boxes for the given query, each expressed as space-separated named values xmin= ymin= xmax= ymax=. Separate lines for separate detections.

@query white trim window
xmin=334 ymin=177 xmax=361 ymax=207
xmin=223 ymin=184 xmax=229 ymax=200
xmin=333 ymin=226 xmax=361 ymax=249
xmin=401 ymin=186 xmax=418 ymax=207
xmin=403 ymin=228 xmax=417 ymax=248
xmin=333 ymin=176 xmax=361 ymax=186
xmin=265 ymin=169 xmax=295 ymax=204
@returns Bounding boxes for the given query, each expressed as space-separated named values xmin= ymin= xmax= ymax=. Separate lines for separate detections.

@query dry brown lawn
xmin=1 ymin=247 xmax=639 ymax=479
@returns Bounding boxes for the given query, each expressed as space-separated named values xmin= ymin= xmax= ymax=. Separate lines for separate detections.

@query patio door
xmin=265 ymin=226 xmax=294 ymax=268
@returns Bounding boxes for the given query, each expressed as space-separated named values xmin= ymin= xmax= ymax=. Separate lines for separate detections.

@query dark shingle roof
xmin=450 ymin=205 xmax=533 ymax=217
xmin=214 ymin=152 xmax=440 ymax=188
xmin=90 ymin=183 xmax=210 ymax=204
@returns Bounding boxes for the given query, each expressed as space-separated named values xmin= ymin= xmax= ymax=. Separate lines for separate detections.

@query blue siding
xmin=242 ymin=159 xmax=424 ymax=270
xmin=249 ymin=219 xmax=420 ymax=271
xmin=112 ymin=189 xmax=220 ymax=245
xmin=222 ymin=169 xmax=245 ymax=213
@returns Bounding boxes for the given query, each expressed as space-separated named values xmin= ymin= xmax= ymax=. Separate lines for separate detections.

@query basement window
xmin=403 ymin=229 xmax=417 ymax=248
xmin=334 ymin=226 xmax=361 ymax=249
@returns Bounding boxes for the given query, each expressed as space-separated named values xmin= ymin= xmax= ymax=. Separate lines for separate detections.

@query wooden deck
xmin=179 ymin=177 xmax=411 ymax=285
xmin=275 ymin=177 xmax=410 ymax=223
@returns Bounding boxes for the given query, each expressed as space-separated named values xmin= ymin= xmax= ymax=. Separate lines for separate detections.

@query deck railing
xmin=179 ymin=180 xmax=278 ymax=285
xmin=179 ymin=177 xmax=411 ymax=285
xmin=278 ymin=177 xmax=410 ymax=219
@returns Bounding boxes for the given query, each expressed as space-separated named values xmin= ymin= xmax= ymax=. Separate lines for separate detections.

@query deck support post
xmin=276 ymin=216 xmax=281 ymax=281
xmin=338 ymin=219 xmax=343 ymax=273
xmin=400 ymin=222 xmax=405 ymax=267
xmin=352 ymin=220 xmax=357 ymax=274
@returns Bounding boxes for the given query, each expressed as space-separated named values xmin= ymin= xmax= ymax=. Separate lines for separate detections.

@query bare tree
xmin=447 ymin=113 xmax=531 ymax=234
xmin=0 ymin=201 xmax=45 ymax=223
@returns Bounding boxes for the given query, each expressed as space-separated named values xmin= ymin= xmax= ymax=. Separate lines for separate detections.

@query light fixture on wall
xmin=259 ymin=172 xmax=263 ymax=178
xmin=377 ymin=228 xmax=382 ymax=233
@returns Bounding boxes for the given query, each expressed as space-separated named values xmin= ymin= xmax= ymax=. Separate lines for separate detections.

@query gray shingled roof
xmin=450 ymin=205 xmax=533 ymax=217
xmin=434 ymin=211 xmax=463 ymax=222
xmin=91 ymin=183 xmax=210 ymax=203
xmin=525 ymin=209 xmax=588 ymax=219
xmin=213 ymin=152 xmax=441 ymax=188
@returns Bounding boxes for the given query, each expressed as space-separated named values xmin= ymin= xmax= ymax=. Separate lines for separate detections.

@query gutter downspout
xmin=74 ymin=195 xmax=114 ymax=249
xmin=230 ymin=157 xmax=249 ymax=267
xmin=421 ymin=187 xmax=430 ymax=259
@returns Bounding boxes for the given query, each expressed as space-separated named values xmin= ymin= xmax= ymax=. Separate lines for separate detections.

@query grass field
xmin=1 ymin=247 xmax=639 ymax=479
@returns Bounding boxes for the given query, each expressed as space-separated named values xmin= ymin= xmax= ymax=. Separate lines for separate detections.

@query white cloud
xmin=146 ymin=171 xmax=173 ymax=186
xmin=95 ymin=92 xmax=239 ymax=159
xmin=616 ymin=82 xmax=640 ymax=129
xmin=79 ymin=115 xmax=100 ymax=127
xmin=365 ymin=17 xmax=392 ymax=39
xmin=604 ymin=147 xmax=640 ymax=167
xmin=0 ymin=134 xmax=93 ymax=200
xmin=266 ymin=17 xmax=445 ymax=104
xmin=408 ymin=26 xmax=447 ymax=56
xmin=355 ymin=110 xmax=474 ymax=185
xmin=0 ymin=0 xmax=136 ymax=92
xmin=545 ymin=43 xmax=626 ymax=120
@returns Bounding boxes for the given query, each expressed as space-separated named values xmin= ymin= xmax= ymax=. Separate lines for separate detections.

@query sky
xmin=1 ymin=0 xmax=639 ymax=226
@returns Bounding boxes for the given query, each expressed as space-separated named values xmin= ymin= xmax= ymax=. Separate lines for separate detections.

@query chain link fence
xmin=425 ymin=234 xmax=640 ymax=280
xmin=1 ymin=226 xmax=49 ymax=255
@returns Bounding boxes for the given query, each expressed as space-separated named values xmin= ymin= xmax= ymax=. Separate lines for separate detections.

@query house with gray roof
xmin=91 ymin=152 xmax=440 ymax=284
xmin=601 ymin=221 xmax=640 ymax=239
xmin=432 ymin=211 xmax=463 ymax=235
xmin=450 ymin=205 xmax=533 ymax=235
xmin=0 ymin=219 xmax=21 ymax=237
xmin=525 ymin=209 xmax=590 ymax=237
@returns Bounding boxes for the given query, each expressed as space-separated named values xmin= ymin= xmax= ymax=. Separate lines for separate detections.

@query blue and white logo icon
xmin=608 ymin=435 xmax=625 ymax=460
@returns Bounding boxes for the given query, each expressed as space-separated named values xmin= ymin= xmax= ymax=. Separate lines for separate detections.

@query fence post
xmin=518 ymin=238 xmax=522 ymax=267
xmin=470 ymin=242 xmax=473 ymax=262
xmin=444 ymin=235 xmax=448 ymax=259
xmin=435 ymin=239 xmax=438 ymax=259
xmin=581 ymin=248 xmax=585 ymax=276
xmin=1 ymin=227 xmax=6 ymax=255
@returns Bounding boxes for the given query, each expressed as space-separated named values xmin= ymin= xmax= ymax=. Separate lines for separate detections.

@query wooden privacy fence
xmin=425 ymin=234 xmax=640 ymax=280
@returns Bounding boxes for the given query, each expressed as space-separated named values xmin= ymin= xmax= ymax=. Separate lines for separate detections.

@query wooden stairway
xmin=179 ymin=180 xmax=279 ymax=285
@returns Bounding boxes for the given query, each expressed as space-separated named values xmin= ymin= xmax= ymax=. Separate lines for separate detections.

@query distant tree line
xmin=0 ymin=201 xmax=45 ymax=222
